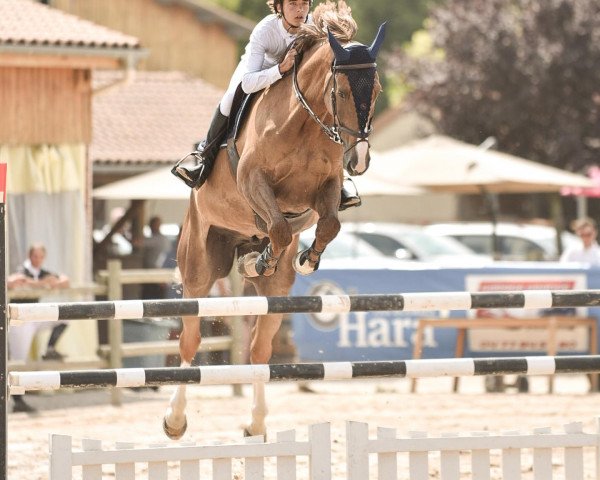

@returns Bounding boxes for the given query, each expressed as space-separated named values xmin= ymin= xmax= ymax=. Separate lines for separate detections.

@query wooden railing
xmin=8 ymin=259 xmax=241 ymax=405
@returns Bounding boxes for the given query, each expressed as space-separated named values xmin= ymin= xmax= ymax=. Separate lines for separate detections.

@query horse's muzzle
xmin=344 ymin=139 xmax=370 ymax=176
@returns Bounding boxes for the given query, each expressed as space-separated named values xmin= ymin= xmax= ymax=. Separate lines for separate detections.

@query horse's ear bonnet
xmin=327 ymin=23 xmax=387 ymax=134
xmin=327 ymin=22 xmax=387 ymax=65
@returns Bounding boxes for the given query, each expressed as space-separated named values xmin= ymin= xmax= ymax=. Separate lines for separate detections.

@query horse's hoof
xmin=163 ymin=416 xmax=187 ymax=440
xmin=293 ymin=251 xmax=316 ymax=276
xmin=237 ymin=252 xmax=260 ymax=278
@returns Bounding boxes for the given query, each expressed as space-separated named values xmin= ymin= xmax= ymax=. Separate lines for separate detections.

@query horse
xmin=163 ymin=2 xmax=385 ymax=440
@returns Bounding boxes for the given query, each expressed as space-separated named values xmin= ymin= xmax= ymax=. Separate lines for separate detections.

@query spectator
xmin=141 ymin=216 xmax=172 ymax=299
xmin=8 ymin=242 xmax=70 ymax=413
xmin=560 ymin=218 xmax=600 ymax=266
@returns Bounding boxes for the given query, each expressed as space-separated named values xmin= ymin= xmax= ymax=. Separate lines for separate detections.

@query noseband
xmin=292 ymin=55 xmax=376 ymax=147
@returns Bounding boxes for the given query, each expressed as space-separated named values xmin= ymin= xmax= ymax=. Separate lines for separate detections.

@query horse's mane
xmin=294 ymin=1 xmax=358 ymax=55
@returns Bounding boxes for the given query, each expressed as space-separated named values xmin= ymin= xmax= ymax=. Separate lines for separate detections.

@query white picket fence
xmin=347 ymin=420 xmax=600 ymax=480
xmin=49 ymin=423 xmax=331 ymax=480
xmin=49 ymin=420 xmax=600 ymax=479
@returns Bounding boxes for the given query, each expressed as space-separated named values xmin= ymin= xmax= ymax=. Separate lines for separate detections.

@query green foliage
xmin=207 ymin=0 xmax=440 ymax=54
xmin=399 ymin=0 xmax=600 ymax=171
xmin=345 ymin=0 xmax=440 ymax=51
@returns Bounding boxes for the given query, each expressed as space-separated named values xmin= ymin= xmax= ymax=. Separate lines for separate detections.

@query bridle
xmin=292 ymin=53 xmax=376 ymax=149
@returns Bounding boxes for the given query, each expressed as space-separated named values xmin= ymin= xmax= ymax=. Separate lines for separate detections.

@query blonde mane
xmin=294 ymin=0 xmax=358 ymax=55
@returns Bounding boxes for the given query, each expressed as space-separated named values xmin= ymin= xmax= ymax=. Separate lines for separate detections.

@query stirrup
xmin=339 ymin=193 xmax=362 ymax=211
xmin=339 ymin=177 xmax=361 ymax=211
xmin=171 ymin=152 xmax=206 ymax=189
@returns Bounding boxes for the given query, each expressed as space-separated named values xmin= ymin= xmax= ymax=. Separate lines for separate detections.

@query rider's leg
xmin=339 ymin=176 xmax=362 ymax=211
xmin=172 ymin=105 xmax=229 ymax=189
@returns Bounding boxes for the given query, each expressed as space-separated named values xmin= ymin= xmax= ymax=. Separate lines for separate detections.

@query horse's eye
xmin=338 ymin=91 xmax=347 ymax=99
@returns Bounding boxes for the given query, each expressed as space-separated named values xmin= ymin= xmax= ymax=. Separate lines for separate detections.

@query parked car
xmin=298 ymin=226 xmax=442 ymax=270
xmin=423 ymin=222 xmax=581 ymax=261
xmin=299 ymin=228 xmax=386 ymax=260
xmin=339 ymin=222 xmax=492 ymax=266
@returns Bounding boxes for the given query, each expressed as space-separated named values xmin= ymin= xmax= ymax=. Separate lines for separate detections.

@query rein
xmin=292 ymin=55 xmax=342 ymax=144
xmin=292 ymin=54 xmax=376 ymax=147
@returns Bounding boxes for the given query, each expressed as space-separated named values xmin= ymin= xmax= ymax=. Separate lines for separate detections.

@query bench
xmin=411 ymin=316 xmax=598 ymax=393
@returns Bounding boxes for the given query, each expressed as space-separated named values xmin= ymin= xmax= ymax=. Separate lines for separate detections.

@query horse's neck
xmin=245 ymin=43 xmax=337 ymax=156
xmin=294 ymin=45 xmax=332 ymax=118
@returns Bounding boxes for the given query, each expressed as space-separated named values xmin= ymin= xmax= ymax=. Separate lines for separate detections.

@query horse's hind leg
xmin=243 ymin=237 xmax=298 ymax=437
xmin=163 ymin=307 xmax=200 ymax=439
xmin=163 ymin=225 xmax=237 ymax=440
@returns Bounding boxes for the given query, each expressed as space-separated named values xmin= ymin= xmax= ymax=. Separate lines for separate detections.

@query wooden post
xmin=107 ymin=259 xmax=123 ymax=406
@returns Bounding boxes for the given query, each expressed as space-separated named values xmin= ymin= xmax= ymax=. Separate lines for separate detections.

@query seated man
xmin=8 ymin=243 xmax=70 ymax=413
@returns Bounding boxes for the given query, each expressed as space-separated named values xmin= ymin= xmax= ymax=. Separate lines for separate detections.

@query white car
xmin=297 ymin=227 xmax=433 ymax=270
xmin=423 ymin=222 xmax=581 ymax=261
xmin=339 ymin=222 xmax=492 ymax=266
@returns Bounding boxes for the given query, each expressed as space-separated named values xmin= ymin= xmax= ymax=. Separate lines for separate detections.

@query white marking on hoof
xmin=293 ymin=251 xmax=315 ymax=276
xmin=163 ymin=415 xmax=187 ymax=440
xmin=237 ymin=252 xmax=260 ymax=278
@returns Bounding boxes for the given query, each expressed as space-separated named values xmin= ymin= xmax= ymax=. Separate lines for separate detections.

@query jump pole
xmin=9 ymin=355 xmax=600 ymax=392
xmin=8 ymin=289 xmax=600 ymax=323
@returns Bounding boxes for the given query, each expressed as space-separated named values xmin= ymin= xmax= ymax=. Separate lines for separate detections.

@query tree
xmin=209 ymin=0 xmax=439 ymax=54
xmin=208 ymin=0 xmax=440 ymax=111
xmin=398 ymin=0 xmax=600 ymax=172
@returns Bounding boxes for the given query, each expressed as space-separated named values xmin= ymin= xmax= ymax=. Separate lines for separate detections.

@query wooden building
xmin=48 ymin=0 xmax=254 ymax=89
xmin=0 ymin=0 xmax=146 ymax=282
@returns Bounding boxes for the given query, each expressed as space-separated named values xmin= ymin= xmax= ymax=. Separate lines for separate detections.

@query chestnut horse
xmin=164 ymin=3 xmax=385 ymax=440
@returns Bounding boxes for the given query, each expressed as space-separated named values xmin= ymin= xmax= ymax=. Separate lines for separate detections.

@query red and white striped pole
xmin=1 ymin=161 xmax=7 ymax=480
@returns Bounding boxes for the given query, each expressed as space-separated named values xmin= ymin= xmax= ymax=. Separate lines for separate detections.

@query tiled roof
xmin=91 ymin=70 xmax=224 ymax=164
xmin=0 ymin=0 xmax=140 ymax=49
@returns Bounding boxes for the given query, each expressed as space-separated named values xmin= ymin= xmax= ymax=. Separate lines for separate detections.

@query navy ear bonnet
xmin=327 ymin=23 xmax=387 ymax=134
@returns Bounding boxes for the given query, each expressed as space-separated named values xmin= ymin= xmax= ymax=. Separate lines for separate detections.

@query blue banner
xmin=290 ymin=265 xmax=600 ymax=361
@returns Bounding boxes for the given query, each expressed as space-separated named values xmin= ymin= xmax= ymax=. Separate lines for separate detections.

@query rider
xmin=172 ymin=0 xmax=361 ymax=210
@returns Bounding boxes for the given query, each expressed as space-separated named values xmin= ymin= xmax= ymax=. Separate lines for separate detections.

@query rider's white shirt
xmin=220 ymin=14 xmax=312 ymax=115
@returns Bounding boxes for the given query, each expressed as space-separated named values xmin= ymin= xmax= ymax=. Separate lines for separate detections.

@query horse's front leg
xmin=237 ymin=169 xmax=292 ymax=278
xmin=163 ymin=314 xmax=200 ymax=440
xmin=294 ymin=177 xmax=341 ymax=275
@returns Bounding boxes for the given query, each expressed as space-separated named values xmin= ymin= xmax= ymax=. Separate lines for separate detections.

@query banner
xmin=291 ymin=265 xmax=600 ymax=362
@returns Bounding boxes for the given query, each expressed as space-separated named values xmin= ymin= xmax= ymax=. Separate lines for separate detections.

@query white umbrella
xmin=93 ymin=167 xmax=190 ymax=200
xmin=367 ymin=135 xmax=594 ymax=194
xmin=93 ymin=166 xmax=424 ymax=200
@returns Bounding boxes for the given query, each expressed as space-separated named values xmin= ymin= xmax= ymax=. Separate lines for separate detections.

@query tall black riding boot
xmin=339 ymin=176 xmax=362 ymax=211
xmin=172 ymin=107 xmax=229 ymax=189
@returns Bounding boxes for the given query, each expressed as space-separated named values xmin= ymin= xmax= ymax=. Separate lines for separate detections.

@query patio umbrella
xmin=93 ymin=166 xmax=424 ymax=200
xmin=93 ymin=167 xmax=191 ymax=200
xmin=367 ymin=135 xmax=594 ymax=194
xmin=560 ymin=166 xmax=600 ymax=218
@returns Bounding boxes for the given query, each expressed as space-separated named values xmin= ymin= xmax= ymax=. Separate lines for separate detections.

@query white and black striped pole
xmin=9 ymin=355 xmax=600 ymax=392
xmin=8 ymin=290 xmax=600 ymax=323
